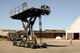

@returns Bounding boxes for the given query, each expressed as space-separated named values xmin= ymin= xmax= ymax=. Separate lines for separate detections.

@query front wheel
xmin=13 ymin=41 xmax=17 ymax=46
xmin=41 ymin=43 xmax=47 ymax=48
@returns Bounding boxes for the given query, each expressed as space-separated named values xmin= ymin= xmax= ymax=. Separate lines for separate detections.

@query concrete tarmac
xmin=0 ymin=39 xmax=80 ymax=53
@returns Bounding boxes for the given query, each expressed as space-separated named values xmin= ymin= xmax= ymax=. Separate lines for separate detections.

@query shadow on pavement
xmin=47 ymin=44 xmax=68 ymax=47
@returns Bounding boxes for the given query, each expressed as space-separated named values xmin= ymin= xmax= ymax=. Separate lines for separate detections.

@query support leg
xmin=39 ymin=16 xmax=42 ymax=44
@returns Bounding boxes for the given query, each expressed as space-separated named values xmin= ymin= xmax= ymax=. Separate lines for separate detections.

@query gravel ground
xmin=0 ymin=39 xmax=80 ymax=53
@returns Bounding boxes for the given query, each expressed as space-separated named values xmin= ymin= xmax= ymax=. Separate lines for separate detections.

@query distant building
xmin=2 ymin=30 xmax=16 ymax=36
xmin=0 ymin=30 xmax=3 ymax=36
xmin=16 ymin=29 xmax=66 ymax=39
xmin=0 ymin=29 xmax=65 ymax=39
xmin=66 ymin=16 xmax=80 ymax=40
xmin=35 ymin=29 xmax=65 ymax=39
xmin=0 ymin=29 xmax=16 ymax=37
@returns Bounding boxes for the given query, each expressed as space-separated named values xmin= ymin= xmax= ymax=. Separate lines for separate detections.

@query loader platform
xmin=9 ymin=2 xmax=51 ymax=48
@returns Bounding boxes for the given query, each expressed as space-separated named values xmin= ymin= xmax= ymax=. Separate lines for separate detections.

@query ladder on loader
xmin=9 ymin=2 xmax=50 ymax=48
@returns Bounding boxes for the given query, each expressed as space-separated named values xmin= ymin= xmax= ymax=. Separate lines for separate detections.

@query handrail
xmin=9 ymin=2 xmax=28 ymax=16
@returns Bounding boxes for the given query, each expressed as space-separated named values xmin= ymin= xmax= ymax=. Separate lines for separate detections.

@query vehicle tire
xmin=31 ymin=43 xmax=37 ymax=49
xmin=41 ymin=43 xmax=47 ymax=48
xmin=26 ymin=42 xmax=31 ymax=48
xmin=13 ymin=41 xmax=17 ymax=46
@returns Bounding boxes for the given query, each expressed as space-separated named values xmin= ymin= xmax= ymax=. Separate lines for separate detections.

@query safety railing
xmin=9 ymin=2 xmax=28 ymax=16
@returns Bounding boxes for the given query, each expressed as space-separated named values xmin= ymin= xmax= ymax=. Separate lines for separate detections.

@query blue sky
xmin=0 ymin=0 xmax=80 ymax=30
